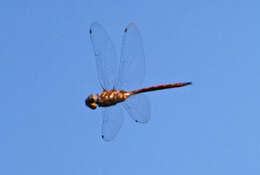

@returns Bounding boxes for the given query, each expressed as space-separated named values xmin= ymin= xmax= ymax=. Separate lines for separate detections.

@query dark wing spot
xmin=89 ymin=29 xmax=92 ymax=34
xmin=124 ymin=28 xmax=128 ymax=32
xmin=102 ymin=135 xmax=104 ymax=139
xmin=135 ymin=120 xmax=138 ymax=123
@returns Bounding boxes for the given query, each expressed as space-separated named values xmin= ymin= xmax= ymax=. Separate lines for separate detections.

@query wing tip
xmin=89 ymin=22 xmax=103 ymax=34
xmin=124 ymin=23 xmax=138 ymax=32
xmin=135 ymin=119 xmax=149 ymax=124
xmin=101 ymin=135 xmax=107 ymax=141
xmin=101 ymin=135 xmax=112 ymax=142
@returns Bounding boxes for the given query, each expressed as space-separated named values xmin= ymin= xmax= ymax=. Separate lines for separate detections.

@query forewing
xmin=90 ymin=22 xmax=118 ymax=90
xmin=101 ymin=105 xmax=124 ymax=141
xmin=115 ymin=23 xmax=145 ymax=91
xmin=122 ymin=94 xmax=150 ymax=123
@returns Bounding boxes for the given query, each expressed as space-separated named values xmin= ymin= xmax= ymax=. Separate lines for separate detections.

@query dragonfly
xmin=85 ymin=22 xmax=191 ymax=141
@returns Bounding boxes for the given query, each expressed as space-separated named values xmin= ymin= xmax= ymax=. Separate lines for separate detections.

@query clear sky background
xmin=1 ymin=0 xmax=260 ymax=174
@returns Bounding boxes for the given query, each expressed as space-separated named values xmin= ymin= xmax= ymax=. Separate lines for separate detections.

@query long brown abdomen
xmin=131 ymin=82 xmax=192 ymax=95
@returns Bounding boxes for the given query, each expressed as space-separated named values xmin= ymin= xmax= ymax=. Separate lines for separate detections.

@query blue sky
xmin=1 ymin=0 xmax=260 ymax=174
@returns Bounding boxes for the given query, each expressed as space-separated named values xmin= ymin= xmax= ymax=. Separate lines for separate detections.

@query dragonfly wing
xmin=101 ymin=105 xmax=124 ymax=141
xmin=115 ymin=23 xmax=145 ymax=91
xmin=122 ymin=94 xmax=150 ymax=123
xmin=90 ymin=22 xmax=118 ymax=90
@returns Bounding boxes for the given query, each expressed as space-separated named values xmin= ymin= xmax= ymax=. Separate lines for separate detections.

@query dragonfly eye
xmin=88 ymin=98 xmax=94 ymax=103
xmin=85 ymin=94 xmax=97 ymax=109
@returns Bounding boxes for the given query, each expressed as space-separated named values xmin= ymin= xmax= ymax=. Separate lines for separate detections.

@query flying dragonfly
xmin=85 ymin=22 xmax=191 ymax=141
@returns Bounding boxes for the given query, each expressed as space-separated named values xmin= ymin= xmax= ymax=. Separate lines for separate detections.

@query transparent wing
xmin=115 ymin=23 xmax=145 ymax=91
xmin=101 ymin=105 xmax=124 ymax=141
xmin=90 ymin=22 xmax=118 ymax=90
xmin=122 ymin=94 xmax=150 ymax=123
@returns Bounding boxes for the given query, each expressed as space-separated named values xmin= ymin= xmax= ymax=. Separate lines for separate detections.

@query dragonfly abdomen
xmin=131 ymin=82 xmax=192 ymax=95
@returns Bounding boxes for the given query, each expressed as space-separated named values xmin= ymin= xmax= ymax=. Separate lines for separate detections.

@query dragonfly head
xmin=85 ymin=94 xmax=98 ymax=109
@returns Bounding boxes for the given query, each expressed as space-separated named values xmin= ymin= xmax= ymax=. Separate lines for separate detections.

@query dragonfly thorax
xmin=86 ymin=90 xmax=132 ymax=109
xmin=98 ymin=90 xmax=132 ymax=107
